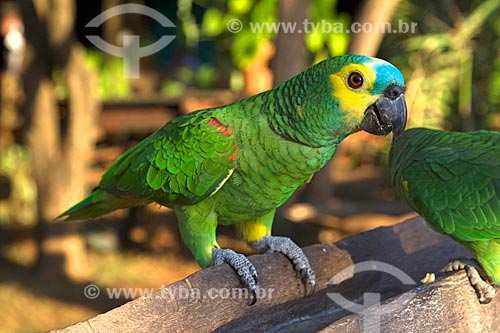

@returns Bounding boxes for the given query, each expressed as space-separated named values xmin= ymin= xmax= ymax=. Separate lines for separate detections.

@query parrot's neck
xmin=259 ymin=63 xmax=350 ymax=148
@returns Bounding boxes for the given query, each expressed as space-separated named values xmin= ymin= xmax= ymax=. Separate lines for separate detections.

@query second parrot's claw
xmin=441 ymin=258 xmax=496 ymax=304
xmin=250 ymin=235 xmax=316 ymax=297
xmin=212 ymin=248 xmax=259 ymax=306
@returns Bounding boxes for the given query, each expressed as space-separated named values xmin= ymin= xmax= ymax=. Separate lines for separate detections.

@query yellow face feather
xmin=329 ymin=63 xmax=382 ymax=130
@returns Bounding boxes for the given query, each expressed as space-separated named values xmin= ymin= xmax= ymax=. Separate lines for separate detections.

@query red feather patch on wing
xmin=228 ymin=144 xmax=239 ymax=161
xmin=208 ymin=117 xmax=233 ymax=136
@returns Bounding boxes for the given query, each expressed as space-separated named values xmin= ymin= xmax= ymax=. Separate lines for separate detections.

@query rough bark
xmin=19 ymin=0 xmax=100 ymax=280
xmin=52 ymin=217 xmax=498 ymax=333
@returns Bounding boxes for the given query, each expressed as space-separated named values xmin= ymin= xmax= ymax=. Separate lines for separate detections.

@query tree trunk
xmin=19 ymin=0 xmax=100 ymax=281
xmin=272 ymin=0 xmax=308 ymax=86
xmin=269 ymin=0 xmax=310 ymax=209
xmin=347 ymin=0 xmax=401 ymax=56
xmin=102 ymin=0 xmax=123 ymax=45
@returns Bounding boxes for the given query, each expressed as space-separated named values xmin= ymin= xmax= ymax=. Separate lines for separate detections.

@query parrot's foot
xmin=441 ymin=258 xmax=496 ymax=304
xmin=212 ymin=248 xmax=259 ymax=305
xmin=249 ymin=235 xmax=315 ymax=296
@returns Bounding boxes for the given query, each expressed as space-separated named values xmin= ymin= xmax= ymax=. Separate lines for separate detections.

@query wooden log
xmin=52 ymin=217 xmax=498 ymax=332
xmin=321 ymin=272 xmax=499 ymax=333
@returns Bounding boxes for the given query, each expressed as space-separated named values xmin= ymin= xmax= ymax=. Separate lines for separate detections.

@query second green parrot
xmin=390 ymin=128 xmax=500 ymax=303
xmin=60 ymin=55 xmax=407 ymax=304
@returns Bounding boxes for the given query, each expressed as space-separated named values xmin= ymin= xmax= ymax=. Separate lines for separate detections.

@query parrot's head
xmin=326 ymin=55 xmax=407 ymax=139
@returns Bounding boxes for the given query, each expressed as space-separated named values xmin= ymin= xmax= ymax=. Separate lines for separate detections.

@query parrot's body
xmin=60 ymin=55 xmax=407 ymax=303
xmin=389 ymin=128 xmax=500 ymax=302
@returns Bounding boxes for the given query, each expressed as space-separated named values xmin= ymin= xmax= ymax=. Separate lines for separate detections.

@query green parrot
xmin=389 ymin=127 xmax=500 ymax=303
xmin=60 ymin=55 xmax=407 ymax=304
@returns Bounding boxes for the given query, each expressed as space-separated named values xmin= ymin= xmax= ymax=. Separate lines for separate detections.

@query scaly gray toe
xmin=441 ymin=258 xmax=496 ymax=304
xmin=250 ymin=235 xmax=316 ymax=296
xmin=212 ymin=248 xmax=258 ymax=305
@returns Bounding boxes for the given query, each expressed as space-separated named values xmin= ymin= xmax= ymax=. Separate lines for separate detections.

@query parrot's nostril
xmin=384 ymin=85 xmax=404 ymax=100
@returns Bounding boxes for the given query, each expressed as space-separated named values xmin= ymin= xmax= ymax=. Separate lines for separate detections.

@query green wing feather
xmin=391 ymin=128 xmax=500 ymax=242
xmin=59 ymin=109 xmax=239 ymax=220
xmin=100 ymin=109 xmax=238 ymax=207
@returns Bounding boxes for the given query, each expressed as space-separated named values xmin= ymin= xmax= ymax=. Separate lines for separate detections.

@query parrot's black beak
xmin=360 ymin=84 xmax=407 ymax=140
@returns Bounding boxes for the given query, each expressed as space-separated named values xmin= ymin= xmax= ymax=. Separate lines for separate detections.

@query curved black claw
xmin=441 ymin=258 xmax=496 ymax=304
xmin=248 ymin=289 xmax=257 ymax=306
xmin=212 ymin=248 xmax=259 ymax=306
xmin=250 ymin=235 xmax=316 ymax=296
xmin=301 ymin=270 xmax=316 ymax=296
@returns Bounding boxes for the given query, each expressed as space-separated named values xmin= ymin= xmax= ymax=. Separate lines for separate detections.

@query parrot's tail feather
xmin=57 ymin=187 xmax=143 ymax=221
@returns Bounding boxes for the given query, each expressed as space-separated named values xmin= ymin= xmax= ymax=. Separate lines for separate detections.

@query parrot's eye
xmin=347 ymin=72 xmax=364 ymax=89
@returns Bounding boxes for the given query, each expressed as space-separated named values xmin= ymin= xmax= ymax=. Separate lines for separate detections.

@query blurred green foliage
xmin=159 ymin=0 xmax=351 ymax=95
xmin=307 ymin=0 xmax=350 ymax=62
xmin=84 ymin=51 xmax=132 ymax=99
xmin=54 ymin=0 xmax=500 ymax=130
xmin=161 ymin=63 xmax=218 ymax=97
xmin=384 ymin=0 xmax=500 ymax=131
xmin=194 ymin=0 xmax=350 ymax=68
xmin=53 ymin=51 xmax=131 ymax=100
xmin=200 ymin=0 xmax=278 ymax=69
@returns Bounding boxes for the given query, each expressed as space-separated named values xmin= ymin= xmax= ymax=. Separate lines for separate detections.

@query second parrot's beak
xmin=360 ymin=85 xmax=407 ymax=139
